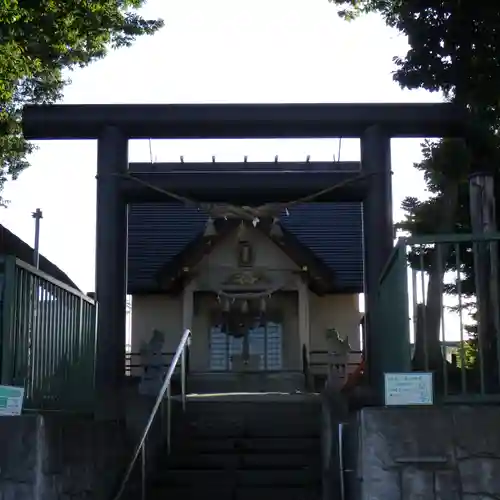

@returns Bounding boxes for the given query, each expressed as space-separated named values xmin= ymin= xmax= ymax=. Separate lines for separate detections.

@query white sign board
xmin=384 ymin=372 xmax=433 ymax=406
xmin=0 ymin=385 xmax=25 ymax=416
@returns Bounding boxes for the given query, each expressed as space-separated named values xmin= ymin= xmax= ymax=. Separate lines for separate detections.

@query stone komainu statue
xmin=326 ymin=328 xmax=351 ymax=355
xmin=324 ymin=328 xmax=353 ymax=392
xmin=138 ymin=329 xmax=166 ymax=396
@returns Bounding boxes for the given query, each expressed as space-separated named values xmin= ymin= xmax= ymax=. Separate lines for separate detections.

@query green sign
xmin=0 ymin=385 xmax=25 ymax=416
xmin=384 ymin=372 xmax=433 ymax=406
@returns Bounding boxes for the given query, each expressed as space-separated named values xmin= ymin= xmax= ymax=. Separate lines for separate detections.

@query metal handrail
xmin=113 ymin=328 xmax=192 ymax=500
xmin=338 ymin=423 xmax=346 ymax=500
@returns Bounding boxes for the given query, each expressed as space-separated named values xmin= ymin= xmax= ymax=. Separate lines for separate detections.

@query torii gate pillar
xmin=95 ymin=126 xmax=128 ymax=417
xmin=361 ymin=125 xmax=395 ymax=396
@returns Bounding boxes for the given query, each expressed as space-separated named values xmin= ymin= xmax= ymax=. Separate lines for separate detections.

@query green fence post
xmin=371 ymin=241 xmax=412 ymax=400
xmin=381 ymin=242 xmax=411 ymax=373
xmin=1 ymin=256 xmax=17 ymax=385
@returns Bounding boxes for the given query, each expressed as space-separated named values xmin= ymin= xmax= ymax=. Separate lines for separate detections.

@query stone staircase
xmin=148 ymin=394 xmax=322 ymax=500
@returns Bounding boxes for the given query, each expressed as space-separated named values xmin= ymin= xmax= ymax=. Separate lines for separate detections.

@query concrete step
xmin=180 ymin=399 xmax=321 ymax=439
xmin=184 ymin=408 xmax=321 ymax=423
xmin=187 ymin=372 xmax=306 ymax=394
xmin=170 ymin=436 xmax=321 ymax=454
xmin=182 ymin=419 xmax=320 ymax=438
xmin=147 ymin=396 xmax=323 ymax=500
xmin=184 ymin=404 xmax=321 ymax=417
xmin=241 ymin=453 xmax=320 ymax=469
xmin=155 ymin=468 xmax=320 ymax=487
xmin=184 ymin=398 xmax=321 ymax=415
xmin=235 ymin=487 xmax=321 ymax=500
xmin=164 ymin=451 xmax=321 ymax=469
xmin=151 ymin=486 xmax=321 ymax=500
xmin=149 ymin=484 xmax=234 ymax=500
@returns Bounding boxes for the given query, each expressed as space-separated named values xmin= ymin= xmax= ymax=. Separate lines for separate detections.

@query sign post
xmin=0 ymin=385 xmax=25 ymax=416
xmin=384 ymin=372 xmax=433 ymax=406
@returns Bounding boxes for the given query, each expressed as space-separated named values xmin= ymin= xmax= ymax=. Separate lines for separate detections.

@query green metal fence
xmin=376 ymin=233 xmax=500 ymax=403
xmin=0 ymin=255 xmax=97 ymax=411
xmin=372 ymin=240 xmax=412 ymax=377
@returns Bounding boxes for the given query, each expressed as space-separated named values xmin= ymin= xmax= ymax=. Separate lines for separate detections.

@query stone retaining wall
xmin=0 ymin=414 xmax=130 ymax=500
xmin=351 ymin=406 xmax=500 ymax=500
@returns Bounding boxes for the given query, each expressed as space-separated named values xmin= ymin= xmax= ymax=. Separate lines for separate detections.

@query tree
xmin=329 ymin=1 xmax=500 ymax=115
xmin=330 ymin=0 xmax=500 ymax=383
xmin=0 ymin=0 xmax=163 ymax=202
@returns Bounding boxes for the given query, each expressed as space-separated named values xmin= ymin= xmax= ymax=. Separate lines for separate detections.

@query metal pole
xmin=29 ymin=208 xmax=43 ymax=398
xmin=141 ymin=442 xmax=146 ymax=500
xmin=32 ymin=208 xmax=43 ymax=268
xmin=338 ymin=423 xmax=345 ymax=500
xmin=167 ymin=384 xmax=172 ymax=454
xmin=181 ymin=348 xmax=186 ymax=412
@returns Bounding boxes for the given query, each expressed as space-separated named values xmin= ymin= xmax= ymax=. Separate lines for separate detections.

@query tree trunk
xmin=413 ymin=182 xmax=459 ymax=371
xmin=469 ymin=173 xmax=500 ymax=391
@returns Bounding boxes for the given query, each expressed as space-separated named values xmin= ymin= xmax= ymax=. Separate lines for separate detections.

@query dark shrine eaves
xmin=22 ymin=102 xmax=468 ymax=140
xmin=125 ymin=161 xmax=366 ymax=203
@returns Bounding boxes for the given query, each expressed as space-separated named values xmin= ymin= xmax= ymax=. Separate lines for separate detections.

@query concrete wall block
xmin=355 ymin=407 xmax=500 ymax=500
xmin=459 ymin=457 xmax=500 ymax=496
xmin=462 ymin=496 xmax=495 ymax=500
xmin=452 ymin=407 xmax=500 ymax=458
xmin=0 ymin=481 xmax=33 ymax=500
xmin=360 ymin=408 xmax=454 ymax=465
xmin=0 ymin=414 xmax=131 ymax=500
xmin=361 ymin=468 xmax=401 ymax=500
xmin=434 ymin=470 xmax=460 ymax=500
xmin=0 ymin=417 xmax=37 ymax=483
xmin=401 ymin=467 xmax=434 ymax=500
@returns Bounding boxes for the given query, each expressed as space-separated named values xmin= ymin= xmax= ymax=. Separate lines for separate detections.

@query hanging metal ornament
xmin=237 ymin=221 xmax=247 ymax=241
xmin=270 ymin=217 xmax=283 ymax=238
xmin=204 ymin=217 xmax=217 ymax=237
xmin=259 ymin=297 xmax=267 ymax=314
xmin=258 ymin=297 xmax=267 ymax=327
xmin=241 ymin=300 xmax=249 ymax=314
xmin=222 ymin=297 xmax=231 ymax=312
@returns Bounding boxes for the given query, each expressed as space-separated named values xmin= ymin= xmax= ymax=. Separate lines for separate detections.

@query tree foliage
xmin=330 ymin=1 xmax=500 ymax=113
xmin=330 ymin=1 xmax=500 ymax=378
xmin=330 ymin=0 xmax=500 ymax=288
xmin=0 ymin=0 xmax=163 ymax=201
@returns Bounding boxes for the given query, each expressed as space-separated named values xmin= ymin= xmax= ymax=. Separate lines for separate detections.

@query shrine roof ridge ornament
xmin=22 ymin=102 xmax=469 ymax=140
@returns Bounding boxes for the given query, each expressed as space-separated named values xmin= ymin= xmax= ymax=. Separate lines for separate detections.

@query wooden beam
xmin=120 ymin=166 xmax=367 ymax=203
xmin=23 ymin=102 xmax=468 ymax=140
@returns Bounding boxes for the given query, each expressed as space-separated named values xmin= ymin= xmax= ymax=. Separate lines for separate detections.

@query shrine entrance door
xmin=209 ymin=314 xmax=283 ymax=372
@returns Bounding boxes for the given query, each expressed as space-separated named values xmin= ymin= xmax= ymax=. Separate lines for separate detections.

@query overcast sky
xmin=1 ymin=0 xmax=442 ymax=295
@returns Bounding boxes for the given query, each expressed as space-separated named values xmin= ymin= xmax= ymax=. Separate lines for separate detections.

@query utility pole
xmin=32 ymin=208 xmax=43 ymax=269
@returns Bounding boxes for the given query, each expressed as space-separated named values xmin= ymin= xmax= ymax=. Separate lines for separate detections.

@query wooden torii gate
xmin=22 ymin=102 xmax=468 ymax=414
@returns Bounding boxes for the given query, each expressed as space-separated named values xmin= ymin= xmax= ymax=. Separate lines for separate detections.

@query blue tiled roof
xmin=284 ymin=203 xmax=363 ymax=290
xmin=128 ymin=202 xmax=363 ymax=293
